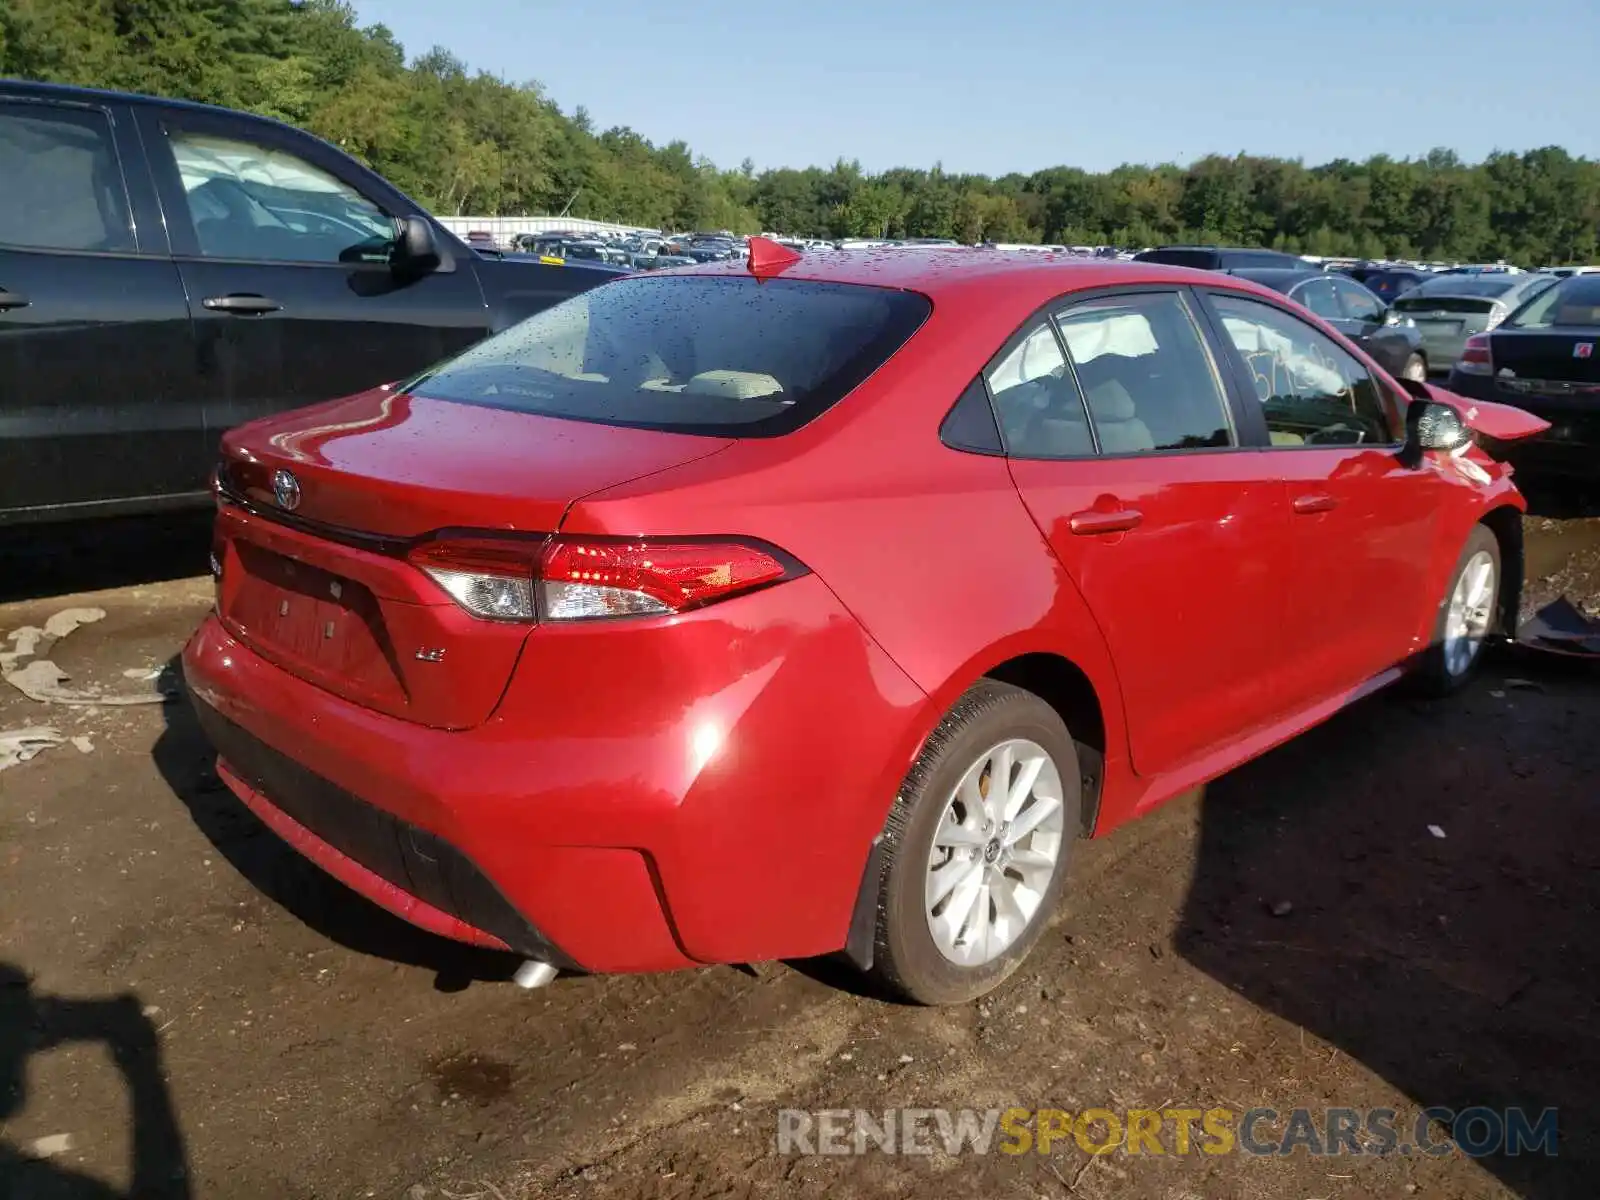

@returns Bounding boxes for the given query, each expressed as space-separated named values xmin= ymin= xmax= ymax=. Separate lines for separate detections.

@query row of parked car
xmin=1128 ymin=246 xmax=1573 ymax=384
xmin=463 ymin=230 xmax=747 ymax=272
xmin=2 ymin=69 xmax=1594 ymax=528
xmin=1126 ymin=245 xmax=1597 ymax=489
xmin=522 ymin=234 xmax=1579 ymax=389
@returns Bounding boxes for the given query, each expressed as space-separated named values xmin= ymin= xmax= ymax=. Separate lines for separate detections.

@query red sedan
xmin=183 ymin=241 xmax=1546 ymax=1005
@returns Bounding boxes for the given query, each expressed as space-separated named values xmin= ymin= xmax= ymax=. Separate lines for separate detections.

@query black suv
xmin=0 ymin=81 xmax=625 ymax=526
xmin=1132 ymin=245 xmax=1316 ymax=271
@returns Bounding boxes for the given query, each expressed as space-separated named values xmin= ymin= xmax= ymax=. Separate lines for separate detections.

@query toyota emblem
xmin=271 ymin=469 xmax=301 ymax=511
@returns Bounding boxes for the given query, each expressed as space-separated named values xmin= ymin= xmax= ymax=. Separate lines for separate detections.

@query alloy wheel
xmin=1444 ymin=549 xmax=1496 ymax=677
xmin=924 ymin=738 xmax=1066 ymax=967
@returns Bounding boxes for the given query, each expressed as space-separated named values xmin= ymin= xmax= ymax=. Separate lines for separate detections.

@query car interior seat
xmin=1082 ymin=377 xmax=1155 ymax=453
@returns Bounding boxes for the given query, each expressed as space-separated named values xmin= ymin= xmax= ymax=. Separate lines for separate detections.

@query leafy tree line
xmin=5 ymin=0 xmax=1598 ymax=263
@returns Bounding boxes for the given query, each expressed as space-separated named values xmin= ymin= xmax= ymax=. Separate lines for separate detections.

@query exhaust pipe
xmin=512 ymin=960 xmax=559 ymax=990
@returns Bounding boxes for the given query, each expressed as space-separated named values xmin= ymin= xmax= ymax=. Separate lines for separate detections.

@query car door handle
xmin=0 ymin=288 xmax=29 ymax=311
xmin=1068 ymin=508 xmax=1143 ymax=536
xmin=1293 ymin=493 xmax=1339 ymax=515
xmin=202 ymin=293 xmax=281 ymax=315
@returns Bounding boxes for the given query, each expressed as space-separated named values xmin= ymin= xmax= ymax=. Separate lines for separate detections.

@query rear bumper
xmin=1449 ymin=372 xmax=1600 ymax=483
xmin=181 ymin=573 xmax=928 ymax=972
xmin=192 ymin=700 xmax=576 ymax=964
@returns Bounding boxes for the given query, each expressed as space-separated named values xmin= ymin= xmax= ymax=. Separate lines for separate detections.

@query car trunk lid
xmin=213 ymin=387 xmax=732 ymax=728
xmin=1488 ymin=330 xmax=1600 ymax=397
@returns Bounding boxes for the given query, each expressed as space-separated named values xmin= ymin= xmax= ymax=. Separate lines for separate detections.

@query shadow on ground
xmin=1175 ymin=654 xmax=1600 ymax=1197
xmin=0 ymin=513 xmax=213 ymax=604
xmin=150 ymin=655 xmax=522 ymax=992
xmin=0 ymin=964 xmax=190 ymax=1199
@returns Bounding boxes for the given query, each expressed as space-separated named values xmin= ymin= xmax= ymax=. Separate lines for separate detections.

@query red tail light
xmin=1456 ymin=333 xmax=1493 ymax=376
xmin=407 ymin=535 xmax=799 ymax=622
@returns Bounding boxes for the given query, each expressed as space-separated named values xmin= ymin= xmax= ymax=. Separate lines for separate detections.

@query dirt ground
xmin=1 ymin=508 xmax=1597 ymax=1200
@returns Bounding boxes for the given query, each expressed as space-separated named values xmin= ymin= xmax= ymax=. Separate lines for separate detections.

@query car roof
xmin=1226 ymin=267 xmax=1325 ymax=290
xmin=665 ymin=248 xmax=1233 ymax=307
xmin=1408 ymin=274 xmax=1529 ymax=294
xmin=1 ymin=77 xmax=288 ymax=123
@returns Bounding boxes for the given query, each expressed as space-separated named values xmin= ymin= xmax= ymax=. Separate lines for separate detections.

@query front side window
xmin=1053 ymin=292 xmax=1234 ymax=454
xmin=0 ymin=103 xmax=134 ymax=253
xmin=404 ymin=275 xmax=931 ymax=437
xmin=165 ymin=130 xmax=396 ymax=264
xmin=1211 ymin=294 xmax=1395 ymax=447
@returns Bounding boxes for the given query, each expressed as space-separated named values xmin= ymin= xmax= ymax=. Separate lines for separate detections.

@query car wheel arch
xmin=981 ymin=652 xmax=1107 ymax=838
xmin=841 ymin=644 xmax=1115 ymax=973
xmin=1413 ymin=498 xmax=1526 ymax=653
xmin=1477 ymin=503 xmax=1525 ymax=637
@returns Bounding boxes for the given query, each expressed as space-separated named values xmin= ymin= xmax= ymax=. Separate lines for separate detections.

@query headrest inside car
xmin=683 ymin=370 xmax=785 ymax=400
xmin=1084 ymin=378 xmax=1137 ymax=422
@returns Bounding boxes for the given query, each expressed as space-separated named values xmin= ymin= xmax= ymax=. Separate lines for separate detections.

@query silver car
xmin=1392 ymin=273 xmax=1558 ymax=373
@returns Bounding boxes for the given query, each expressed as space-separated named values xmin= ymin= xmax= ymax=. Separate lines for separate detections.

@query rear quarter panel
xmin=562 ymin=304 xmax=1134 ymax=833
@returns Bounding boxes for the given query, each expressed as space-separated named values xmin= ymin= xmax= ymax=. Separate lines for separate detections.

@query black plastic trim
xmin=843 ymin=834 xmax=887 ymax=971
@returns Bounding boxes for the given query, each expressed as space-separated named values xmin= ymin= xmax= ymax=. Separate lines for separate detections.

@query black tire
xmin=1412 ymin=524 xmax=1501 ymax=696
xmin=867 ymin=681 xmax=1081 ymax=1005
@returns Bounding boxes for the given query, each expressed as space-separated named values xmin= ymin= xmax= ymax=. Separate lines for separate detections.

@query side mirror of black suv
xmin=393 ymin=216 xmax=444 ymax=277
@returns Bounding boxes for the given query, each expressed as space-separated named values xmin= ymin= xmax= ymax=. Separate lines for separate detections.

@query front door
xmin=134 ymin=106 xmax=491 ymax=457
xmin=995 ymin=288 xmax=1292 ymax=777
xmin=0 ymin=97 xmax=199 ymax=519
xmin=1201 ymin=290 xmax=1447 ymax=712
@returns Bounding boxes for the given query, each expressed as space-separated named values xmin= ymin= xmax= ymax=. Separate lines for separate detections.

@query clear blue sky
xmin=354 ymin=0 xmax=1599 ymax=176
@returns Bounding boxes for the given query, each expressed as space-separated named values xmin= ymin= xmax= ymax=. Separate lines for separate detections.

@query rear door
xmin=999 ymin=287 xmax=1291 ymax=777
xmin=0 ymin=95 xmax=199 ymax=520
xmin=133 ymin=103 xmax=491 ymax=453
xmin=1200 ymin=289 xmax=1450 ymax=711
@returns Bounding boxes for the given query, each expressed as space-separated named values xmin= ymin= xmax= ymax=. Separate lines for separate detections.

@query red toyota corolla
xmin=183 ymin=241 xmax=1547 ymax=1005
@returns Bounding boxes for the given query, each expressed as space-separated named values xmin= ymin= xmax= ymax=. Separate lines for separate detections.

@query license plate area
xmin=226 ymin=541 xmax=406 ymax=706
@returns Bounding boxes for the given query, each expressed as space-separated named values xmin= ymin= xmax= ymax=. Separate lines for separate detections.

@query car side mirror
xmin=392 ymin=216 xmax=442 ymax=277
xmin=1398 ymin=398 xmax=1472 ymax=468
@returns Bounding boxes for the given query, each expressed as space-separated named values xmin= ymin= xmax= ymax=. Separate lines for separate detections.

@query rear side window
xmin=0 ymin=103 xmax=134 ymax=253
xmin=1055 ymin=293 xmax=1234 ymax=454
xmin=405 ymin=276 xmax=932 ymax=437
xmin=986 ymin=324 xmax=1084 ymax=456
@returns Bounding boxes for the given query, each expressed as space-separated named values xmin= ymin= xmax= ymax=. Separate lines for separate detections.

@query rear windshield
xmin=1506 ymin=276 xmax=1600 ymax=329
xmin=1407 ymin=276 xmax=1518 ymax=298
xmin=1133 ymin=249 xmax=1217 ymax=269
xmin=403 ymin=275 xmax=932 ymax=436
xmin=1363 ymin=271 xmax=1423 ymax=298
